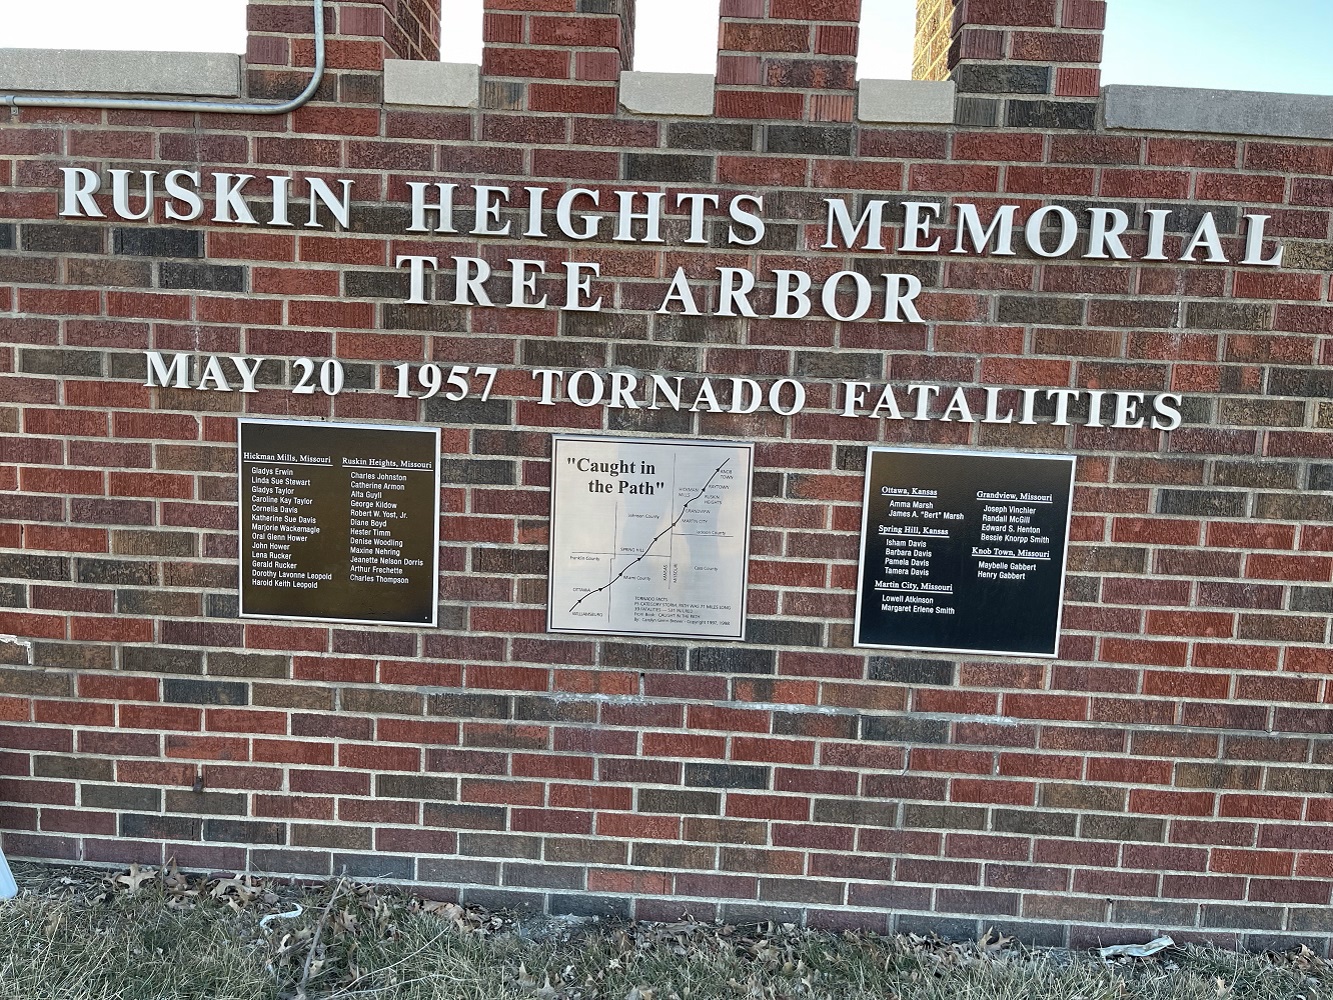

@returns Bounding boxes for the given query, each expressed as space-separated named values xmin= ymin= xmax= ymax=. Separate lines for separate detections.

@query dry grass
xmin=0 ymin=862 xmax=1327 ymax=1000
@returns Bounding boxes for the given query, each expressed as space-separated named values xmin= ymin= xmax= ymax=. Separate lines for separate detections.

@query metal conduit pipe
xmin=0 ymin=0 xmax=325 ymax=114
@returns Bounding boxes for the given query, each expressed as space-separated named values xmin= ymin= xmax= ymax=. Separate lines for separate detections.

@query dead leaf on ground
xmin=110 ymin=864 xmax=157 ymax=894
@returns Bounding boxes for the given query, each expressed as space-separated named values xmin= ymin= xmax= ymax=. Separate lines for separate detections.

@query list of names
xmin=239 ymin=421 xmax=440 ymax=626
xmin=856 ymin=448 xmax=1075 ymax=657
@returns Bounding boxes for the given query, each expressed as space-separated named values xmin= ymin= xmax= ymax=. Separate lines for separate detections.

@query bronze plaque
xmin=239 ymin=419 xmax=440 ymax=626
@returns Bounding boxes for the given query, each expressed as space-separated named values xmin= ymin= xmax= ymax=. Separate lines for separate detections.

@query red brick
xmin=1196 ymin=172 xmax=1287 ymax=203
xmin=554 ymin=727 xmax=636 ymax=755
xmin=1099 ymin=638 xmax=1189 ymax=667
xmin=643 ymin=733 xmax=726 ymax=759
xmin=1009 ymin=30 xmax=1101 ymax=63
xmin=715 ymin=90 xmax=804 ymax=120
xmin=528 ymin=83 xmax=616 ymax=115
xmin=588 ymin=869 xmax=673 ymax=895
xmin=253 ymin=739 xmax=334 ymax=766
xmin=1206 ymin=523 xmax=1296 ymax=550
xmin=1142 ymin=670 xmax=1230 ymax=699
xmin=206 ymin=709 xmax=287 ymax=735
xmin=1244 ymin=142 xmax=1332 ymax=174
xmin=120 ymin=705 xmax=200 ymax=732
xmin=0 ymin=613 xmax=66 ymax=640
xmin=1146 ymin=139 xmax=1238 ymax=168
xmin=1001 ymin=693 xmax=1087 ymax=721
xmin=1144 ymin=610 xmax=1234 ymax=639
xmin=485 ymin=46 xmax=570 ymax=80
xmin=731 ymin=737 xmax=814 ymax=765
xmin=1296 ymin=854 xmax=1333 ymax=878
xmin=80 ymin=675 xmax=158 ymax=702
xmin=1220 ymin=794 xmax=1303 ymax=821
xmin=511 ymin=808 xmax=592 ymax=834
xmin=687 ymin=705 xmax=770 ymax=733
xmin=375 ymin=725 xmax=458 ymax=746
xmin=1211 ymin=848 xmax=1294 ymax=877
xmin=19 ymin=525 xmax=100 ymax=555
xmin=208 ymin=231 xmax=297 ymax=262
xmin=163 ymin=735 xmax=248 ymax=762
xmin=1129 ymin=790 xmax=1215 ymax=816
xmin=1099 ymin=169 xmax=1190 ymax=199
xmin=726 ymin=794 xmax=809 ymax=821
xmin=1110 ymin=517 xmax=1200 ymax=546
xmin=467 ymin=665 xmax=550 ymax=691
xmin=1284 ymin=648 xmax=1333 ymax=674
xmin=23 ymin=408 xmax=108 ymax=437
xmin=338 ymin=743 xmax=420 ymax=771
xmin=255 ymin=794 xmax=334 ymax=820
xmin=1245 ymin=554 xmax=1331 ymax=582
xmin=814 ymin=24 xmax=857 ymax=56
xmin=592 ymin=811 xmax=677 ymax=840
xmin=1233 ymin=271 xmax=1324 ymax=302
xmin=912 ymin=748 xmax=993 ymax=774
xmin=288 ymin=300 xmax=376 ymax=330
xmin=292 ymin=656 xmax=375 ymax=684
xmin=998 ymin=753 xmax=1083 ymax=780
xmin=962 ymin=0 xmax=1058 ymax=27
xmin=244 ymin=624 xmax=329 ymax=652
xmin=1054 ymin=67 xmax=1099 ymax=97
xmin=950 ymin=778 xmax=1035 ymax=806
xmin=512 ymin=752 xmax=593 ymax=780
xmin=909 ymin=163 xmax=1001 ymax=192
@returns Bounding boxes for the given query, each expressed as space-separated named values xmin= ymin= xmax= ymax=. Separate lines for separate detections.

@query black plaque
xmin=854 ymin=447 xmax=1075 ymax=657
xmin=239 ymin=419 xmax=440 ymax=626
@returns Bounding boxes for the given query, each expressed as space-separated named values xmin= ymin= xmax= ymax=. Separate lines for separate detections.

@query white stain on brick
xmin=0 ymin=636 xmax=33 ymax=665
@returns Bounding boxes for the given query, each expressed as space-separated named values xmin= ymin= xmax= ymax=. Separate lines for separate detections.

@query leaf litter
xmin=0 ymin=861 xmax=1327 ymax=999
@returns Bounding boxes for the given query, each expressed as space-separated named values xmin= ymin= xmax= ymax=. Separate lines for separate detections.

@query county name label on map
xmin=547 ymin=435 xmax=755 ymax=640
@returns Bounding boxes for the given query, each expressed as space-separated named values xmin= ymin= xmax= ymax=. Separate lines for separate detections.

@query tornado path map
xmin=547 ymin=436 xmax=754 ymax=639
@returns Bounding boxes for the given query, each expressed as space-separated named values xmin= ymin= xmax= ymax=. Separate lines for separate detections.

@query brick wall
xmin=951 ymin=0 xmax=1105 ymax=127
xmin=912 ymin=0 xmax=951 ymax=82
xmin=248 ymin=0 xmax=441 ymax=103
xmin=715 ymin=0 xmax=860 ymax=122
xmin=482 ymin=0 xmax=632 ymax=114
xmin=3 ymin=0 xmax=1333 ymax=952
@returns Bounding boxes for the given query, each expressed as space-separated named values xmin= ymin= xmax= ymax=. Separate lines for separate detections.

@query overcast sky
xmin=6 ymin=0 xmax=1333 ymax=94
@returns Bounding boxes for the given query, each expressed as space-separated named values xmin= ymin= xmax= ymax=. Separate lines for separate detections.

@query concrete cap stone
xmin=857 ymin=79 xmax=956 ymax=124
xmin=1105 ymin=84 xmax=1333 ymax=140
xmin=0 ymin=48 xmax=239 ymax=97
xmin=384 ymin=60 xmax=480 ymax=108
xmin=620 ymin=72 xmax=715 ymax=117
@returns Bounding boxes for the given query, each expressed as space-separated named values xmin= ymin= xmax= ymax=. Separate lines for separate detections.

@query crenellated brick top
xmin=481 ymin=0 xmax=635 ymax=115
xmin=234 ymin=0 xmax=1109 ymax=124
xmin=715 ymin=0 xmax=861 ymax=122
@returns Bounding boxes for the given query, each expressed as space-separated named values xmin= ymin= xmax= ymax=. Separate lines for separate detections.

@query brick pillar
xmin=246 ymin=0 xmax=441 ymax=104
xmin=370 ymin=0 xmax=442 ymax=61
xmin=715 ymin=0 xmax=860 ymax=123
xmin=481 ymin=0 xmax=633 ymax=115
xmin=912 ymin=0 xmax=951 ymax=81
xmin=948 ymin=0 xmax=1105 ymax=129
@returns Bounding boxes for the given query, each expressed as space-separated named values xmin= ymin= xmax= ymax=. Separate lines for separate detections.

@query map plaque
xmin=855 ymin=447 xmax=1076 ymax=657
xmin=239 ymin=419 xmax=440 ymax=626
xmin=547 ymin=435 xmax=754 ymax=640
